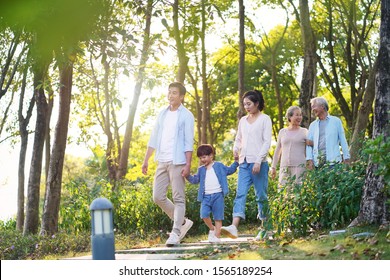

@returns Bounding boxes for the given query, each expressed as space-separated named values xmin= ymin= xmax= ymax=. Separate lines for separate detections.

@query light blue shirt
xmin=306 ymin=114 xmax=350 ymax=166
xmin=148 ymin=104 xmax=194 ymax=165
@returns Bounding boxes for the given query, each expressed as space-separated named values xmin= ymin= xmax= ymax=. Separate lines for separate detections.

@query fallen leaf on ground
xmin=228 ymin=253 xmax=236 ymax=259
xmin=351 ymin=251 xmax=360 ymax=260
xmin=331 ymin=244 xmax=347 ymax=253
xmin=369 ymin=239 xmax=378 ymax=245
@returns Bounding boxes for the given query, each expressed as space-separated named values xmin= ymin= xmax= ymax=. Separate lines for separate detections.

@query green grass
xmin=181 ymin=225 xmax=389 ymax=260
xmin=1 ymin=225 xmax=388 ymax=260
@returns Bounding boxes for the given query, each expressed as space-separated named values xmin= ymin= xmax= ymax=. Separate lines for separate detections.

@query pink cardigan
xmin=272 ymin=127 xmax=307 ymax=168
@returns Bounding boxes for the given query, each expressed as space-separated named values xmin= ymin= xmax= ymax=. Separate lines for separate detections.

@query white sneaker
xmin=179 ymin=218 xmax=193 ymax=240
xmin=165 ymin=232 xmax=180 ymax=247
xmin=208 ymin=231 xmax=221 ymax=243
xmin=221 ymin=225 xmax=238 ymax=239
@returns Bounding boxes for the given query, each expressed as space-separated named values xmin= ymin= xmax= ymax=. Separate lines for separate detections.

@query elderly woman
xmin=271 ymin=106 xmax=308 ymax=186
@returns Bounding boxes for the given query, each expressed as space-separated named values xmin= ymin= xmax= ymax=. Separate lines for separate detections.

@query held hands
xmin=181 ymin=164 xmax=191 ymax=178
xmin=233 ymin=151 xmax=239 ymax=162
xmin=306 ymin=139 xmax=313 ymax=146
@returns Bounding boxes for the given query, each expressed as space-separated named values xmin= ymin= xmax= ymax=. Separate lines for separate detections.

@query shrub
xmin=270 ymin=160 xmax=367 ymax=237
xmin=0 ymin=229 xmax=90 ymax=260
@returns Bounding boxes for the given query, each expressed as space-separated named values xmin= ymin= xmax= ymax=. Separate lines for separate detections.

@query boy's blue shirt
xmin=186 ymin=161 xmax=239 ymax=202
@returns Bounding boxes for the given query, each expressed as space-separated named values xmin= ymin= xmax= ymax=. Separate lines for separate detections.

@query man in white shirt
xmin=142 ymin=82 xmax=195 ymax=246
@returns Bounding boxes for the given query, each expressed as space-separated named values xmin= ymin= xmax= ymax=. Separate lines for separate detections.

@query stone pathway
xmin=67 ymin=235 xmax=256 ymax=260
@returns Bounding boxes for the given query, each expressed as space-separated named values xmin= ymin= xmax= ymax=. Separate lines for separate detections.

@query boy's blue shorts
xmin=200 ymin=192 xmax=224 ymax=221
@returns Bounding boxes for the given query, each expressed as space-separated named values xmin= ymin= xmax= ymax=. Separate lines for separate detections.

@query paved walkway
xmin=67 ymin=235 xmax=256 ymax=260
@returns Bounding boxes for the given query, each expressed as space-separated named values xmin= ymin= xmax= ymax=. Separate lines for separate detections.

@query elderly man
xmin=306 ymin=97 xmax=350 ymax=169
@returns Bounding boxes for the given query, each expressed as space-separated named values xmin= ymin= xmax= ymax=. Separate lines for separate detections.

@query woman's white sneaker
xmin=221 ymin=225 xmax=238 ymax=239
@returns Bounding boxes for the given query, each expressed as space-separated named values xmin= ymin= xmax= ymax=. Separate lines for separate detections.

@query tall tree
xmin=1 ymin=1 xmax=58 ymax=234
xmin=24 ymin=59 xmax=49 ymax=235
xmin=297 ymin=0 xmax=316 ymax=128
xmin=116 ymin=0 xmax=154 ymax=180
xmin=200 ymin=0 xmax=211 ymax=144
xmin=314 ymin=0 xmax=379 ymax=131
xmin=16 ymin=64 xmax=35 ymax=231
xmin=350 ymin=57 xmax=378 ymax=161
xmin=351 ymin=0 xmax=389 ymax=226
xmin=41 ymin=57 xmax=73 ymax=235
xmin=172 ymin=0 xmax=189 ymax=83
xmin=39 ymin=0 xmax=107 ymax=234
xmin=237 ymin=0 xmax=246 ymax=120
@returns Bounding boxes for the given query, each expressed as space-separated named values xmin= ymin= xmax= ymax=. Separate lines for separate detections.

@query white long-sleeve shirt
xmin=233 ymin=113 xmax=272 ymax=164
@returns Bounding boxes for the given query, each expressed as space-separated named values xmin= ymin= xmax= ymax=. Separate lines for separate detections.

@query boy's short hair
xmin=197 ymin=144 xmax=215 ymax=157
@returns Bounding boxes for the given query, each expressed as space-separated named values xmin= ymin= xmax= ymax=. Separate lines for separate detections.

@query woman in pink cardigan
xmin=271 ymin=106 xmax=308 ymax=186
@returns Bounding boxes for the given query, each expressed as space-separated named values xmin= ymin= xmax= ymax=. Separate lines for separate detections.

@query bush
xmin=0 ymin=229 xmax=90 ymax=260
xmin=58 ymin=171 xmax=266 ymax=237
xmin=270 ymin=160 xmax=367 ymax=237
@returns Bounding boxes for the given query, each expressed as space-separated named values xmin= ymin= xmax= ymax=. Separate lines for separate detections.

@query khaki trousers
xmin=153 ymin=162 xmax=186 ymax=236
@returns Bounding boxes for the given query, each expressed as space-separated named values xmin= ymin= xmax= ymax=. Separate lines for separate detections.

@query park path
xmin=66 ymin=235 xmax=255 ymax=260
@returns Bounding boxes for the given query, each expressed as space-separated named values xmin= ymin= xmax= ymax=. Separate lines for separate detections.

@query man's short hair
xmin=169 ymin=82 xmax=187 ymax=95
xmin=311 ymin=97 xmax=329 ymax=111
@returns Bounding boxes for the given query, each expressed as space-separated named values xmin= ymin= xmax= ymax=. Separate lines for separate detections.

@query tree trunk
xmin=237 ymin=0 xmax=245 ymax=120
xmin=44 ymin=80 xmax=54 ymax=182
xmin=319 ymin=2 xmax=352 ymax=127
xmin=41 ymin=61 xmax=73 ymax=235
xmin=200 ymin=0 xmax=211 ymax=144
xmin=351 ymin=0 xmax=389 ymax=226
xmin=24 ymin=65 xmax=48 ymax=235
xmin=173 ymin=0 xmax=188 ymax=83
xmin=298 ymin=0 xmax=316 ymax=128
xmin=270 ymin=62 xmax=284 ymax=131
xmin=187 ymin=71 xmax=202 ymax=144
xmin=350 ymin=57 xmax=378 ymax=162
xmin=116 ymin=0 xmax=153 ymax=180
xmin=102 ymin=55 xmax=116 ymax=181
xmin=16 ymin=67 xmax=35 ymax=231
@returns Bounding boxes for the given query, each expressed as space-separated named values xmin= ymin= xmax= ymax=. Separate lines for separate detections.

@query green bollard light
xmin=90 ymin=197 xmax=115 ymax=260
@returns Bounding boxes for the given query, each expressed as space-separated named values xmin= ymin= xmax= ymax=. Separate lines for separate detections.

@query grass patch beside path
xmin=183 ymin=225 xmax=389 ymax=260
xmin=1 ymin=225 xmax=388 ymax=260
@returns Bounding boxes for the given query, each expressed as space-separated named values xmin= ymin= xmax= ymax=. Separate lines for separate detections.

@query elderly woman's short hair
xmin=285 ymin=106 xmax=301 ymax=122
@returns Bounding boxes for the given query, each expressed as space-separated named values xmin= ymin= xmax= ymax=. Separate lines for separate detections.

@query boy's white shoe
xmin=208 ymin=230 xmax=221 ymax=243
xmin=221 ymin=224 xmax=238 ymax=239
xmin=165 ymin=232 xmax=180 ymax=247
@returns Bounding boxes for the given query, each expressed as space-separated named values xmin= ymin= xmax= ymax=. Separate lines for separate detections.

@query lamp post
xmin=90 ymin=197 xmax=115 ymax=260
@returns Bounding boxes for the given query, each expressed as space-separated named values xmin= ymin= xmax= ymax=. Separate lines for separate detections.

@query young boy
xmin=186 ymin=144 xmax=238 ymax=243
